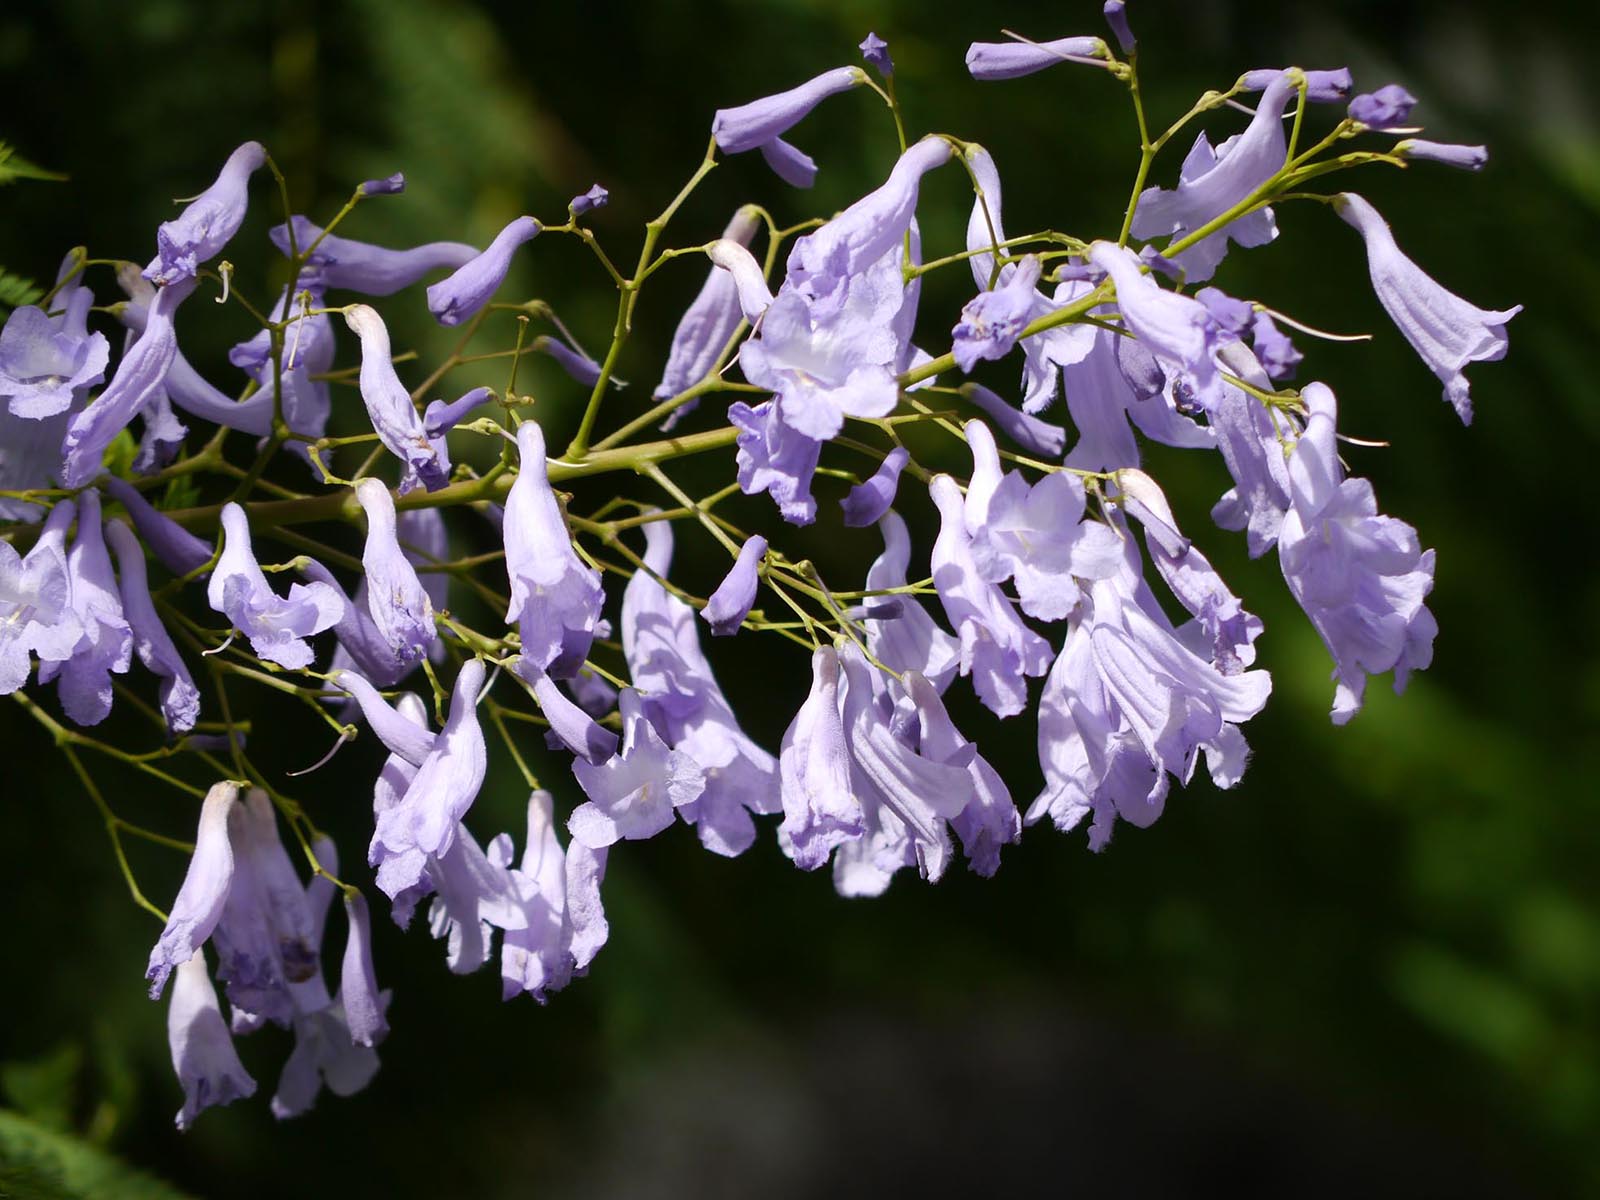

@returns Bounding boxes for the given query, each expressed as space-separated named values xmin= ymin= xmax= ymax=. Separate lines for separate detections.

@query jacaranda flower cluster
xmin=0 ymin=5 xmax=1518 ymax=1127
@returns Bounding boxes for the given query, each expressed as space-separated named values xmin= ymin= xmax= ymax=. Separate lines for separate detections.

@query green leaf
xmin=0 ymin=1045 xmax=82 ymax=1133
xmin=0 ymin=1109 xmax=194 ymax=1200
xmin=0 ymin=142 xmax=67 ymax=186
xmin=102 ymin=431 xmax=139 ymax=480
xmin=0 ymin=269 xmax=44 ymax=317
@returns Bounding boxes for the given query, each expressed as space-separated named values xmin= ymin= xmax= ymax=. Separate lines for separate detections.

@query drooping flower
xmin=961 ymin=382 xmax=1066 ymax=458
xmin=343 ymin=304 xmax=449 ymax=492
xmin=270 ymin=216 xmax=478 ymax=296
xmin=707 ymin=237 xmax=776 ymax=324
xmin=702 ymin=534 xmax=766 ymax=636
xmin=0 ymin=299 xmax=109 ymax=420
xmin=500 ymin=789 xmax=611 ymax=1001
xmin=145 ymin=141 xmax=267 ymax=285
xmin=133 ymin=387 xmax=188 ymax=474
xmin=1208 ymin=341 xmax=1294 ymax=557
xmin=147 ymin=782 xmax=240 ymax=998
xmin=729 ymin=399 xmax=823 ymax=525
xmin=965 ymin=35 xmax=1109 ymax=80
xmin=0 ymin=499 xmax=82 ymax=696
xmin=712 ymin=66 xmax=866 ymax=155
xmin=1394 ymin=139 xmax=1488 ymax=171
xmin=1249 ymin=309 xmax=1302 ymax=381
xmin=528 ymin=668 xmax=618 ymax=763
xmin=426 ymin=215 xmax=541 ymax=326
xmin=1102 ymin=2 xmax=1135 ymax=54
xmin=953 ymin=255 xmax=1044 ymax=373
xmin=840 ymin=447 xmax=909 ymax=528
xmin=339 ymin=893 xmax=387 ymax=1047
xmin=1334 ymin=192 xmax=1520 ymax=423
xmin=1058 ymin=325 xmax=1215 ymax=471
xmin=354 ymin=478 xmax=435 ymax=669
xmin=568 ymin=688 xmax=706 ymax=849
xmin=1088 ymin=241 xmax=1224 ymax=411
xmin=61 ymin=277 xmax=197 ymax=488
xmin=621 ymin=519 xmax=781 ymax=857
xmin=105 ymin=518 xmax=200 ymax=733
xmin=167 ymin=952 xmax=256 ymax=1130
xmin=759 ymin=137 xmax=819 ymax=188
xmin=655 ymin=206 xmax=762 ymax=410
xmin=423 ymin=385 xmax=492 ymax=439
xmin=206 ymin=502 xmax=344 ymax=669
xmin=862 ymin=511 xmax=961 ymax=692
xmin=39 ymin=488 xmax=133 ymax=726
xmin=1348 ymin=84 xmax=1417 ymax=130
xmin=503 ymin=421 xmax=604 ymax=677
xmin=532 ymin=336 xmax=606 ymax=387
xmin=227 ymin=283 xmax=336 ymax=449
xmin=1130 ymin=72 xmax=1295 ymax=281
xmin=777 ymin=647 xmax=861 ymax=869
xmin=1277 ymin=382 xmax=1436 ymax=723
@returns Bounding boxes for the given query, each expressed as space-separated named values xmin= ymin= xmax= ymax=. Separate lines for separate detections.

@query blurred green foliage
xmin=0 ymin=1 xmax=1595 ymax=1196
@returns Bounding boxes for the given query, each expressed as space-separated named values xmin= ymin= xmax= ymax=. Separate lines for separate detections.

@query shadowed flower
xmin=145 ymin=141 xmax=267 ymax=285
xmin=426 ymin=215 xmax=541 ymax=326
xmin=206 ymin=502 xmax=344 ymax=669
xmin=168 ymin=952 xmax=256 ymax=1130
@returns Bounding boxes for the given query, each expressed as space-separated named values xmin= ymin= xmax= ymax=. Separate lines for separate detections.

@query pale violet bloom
xmin=1394 ymin=139 xmax=1488 ymax=171
xmin=621 ymin=519 xmax=781 ymax=857
xmin=1209 ymin=341 xmax=1294 ymax=557
xmin=707 ymin=237 xmax=776 ymax=324
xmin=339 ymin=893 xmax=387 ymax=1047
xmin=1278 ymin=382 xmax=1437 ymax=723
xmin=39 ymin=488 xmax=132 ymax=726
xmin=953 ymin=256 xmax=1043 ymax=373
xmin=1250 ymin=309 xmax=1301 ymax=381
xmin=61 ymin=277 xmax=197 ymax=488
xmin=965 ymin=35 xmax=1109 ymax=79
xmin=864 ymin=511 xmax=960 ymax=693
xmin=0 ymin=499 xmax=82 ymax=696
xmin=503 ymin=421 xmax=604 ymax=677
xmin=1241 ymin=67 xmax=1352 ymax=102
xmin=0 ymin=298 xmax=109 ymax=419
xmin=1058 ymin=326 xmax=1214 ymax=472
xmin=760 ymin=138 xmax=819 ymax=188
xmin=1348 ymin=84 xmax=1417 ymax=129
xmin=712 ymin=65 xmax=866 ymax=154
xmin=227 ymin=283 xmax=335 ymax=449
xmin=904 ymin=672 xmax=1018 ymax=876
xmin=1131 ymin=72 xmax=1295 ymax=282
xmin=133 ymin=387 xmax=187 ymax=474
xmin=354 ymin=478 xmax=435 ymax=669
xmin=271 ymin=215 xmax=478 ymax=296
xmin=423 ymin=386 xmax=492 ymax=439
xmin=840 ymin=446 xmax=909 ymax=528
xmin=1102 ymin=2 xmax=1135 ymax=54
xmin=167 ymin=952 xmax=256 ymax=1130
xmin=1335 ymin=192 xmax=1520 ymax=423
xmin=528 ymin=668 xmax=618 ymax=763
xmin=500 ymin=789 xmax=610 ymax=1002
xmin=729 ymin=399 xmax=823 ymax=525
xmin=1088 ymin=241 xmax=1224 ymax=411
xmin=929 ymin=472 xmax=1053 ymax=717
xmin=145 ymin=141 xmax=267 ymax=285
xmin=859 ymin=32 xmax=893 ymax=77
xmin=359 ymin=172 xmax=406 ymax=196
xmin=206 ymin=502 xmax=344 ymax=669
xmin=333 ymin=669 xmax=438 ymax=766
xmin=106 ymin=518 xmax=200 ymax=733
xmin=532 ymin=336 xmax=605 ymax=387
xmin=147 ymin=782 xmax=240 ymax=998
xmin=344 ymin=304 xmax=449 ymax=492
xmin=569 ymin=184 xmax=609 ymax=216
xmin=426 ymin=215 xmax=541 ymax=326
xmin=702 ymin=534 xmax=766 ymax=636
xmin=655 ymin=207 xmax=762 ymax=408
xmin=777 ymin=647 xmax=862 ymax=870
xmin=568 ymin=688 xmax=706 ymax=849
xmin=961 ymin=382 xmax=1066 ymax=458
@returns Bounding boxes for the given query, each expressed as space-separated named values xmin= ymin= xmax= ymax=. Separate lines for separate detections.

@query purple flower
xmin=61 ymin=277 xmax=197 ymax=488
xmin=568 ymin=687 xmax=706 ymax=848
xmin=269 ymin=1002 xmax=382 ymax=1120
xmin=784 ymin=136 xmax=950 ymax=315
xmin=963 ymin=420 xmax=1124 ymax=622
xmin=423 ymin=385 xmax=492 ymax=439
xmin=503 ymin=421 xmax=604 ymax=677
xmin=339 ymin=893 xmax=387 ymax=1047
xmin=147 ymin=782 xmax=239 ymax=998
xmin=1196 ymin=286 xmax=1254 ymax=336
xmin=40 ymin=489 xmax=133 ymax=726
xmin=621 ymin=519 xmax=780 ymax=857
xmin=1249 ymin=309 xmax=1302 ymax=381
xmin=500 ymin=789 xmax=610 ymax=1001
xmin=1102 ymin=2 xmax=1135 ymax=54
xmin=0 ymin=500 xmax=82 ymax=696
xmin=133 ymin=387 xmax=187 ymax=474
xmin=0 ymin=300 xmax=109 ymax=420
xmin=655 ymin=206 xmax=762 ymax=405
xmin=840 ymin=447 xmax=909 ymax=527
xmin=354 ymin=479 xmax=435 ymax=669
xmin=712 ymin=66 xmax=865 ymax=154
xmin=1348 ymin=84 xmax=1417 ymax=130
xmin=532 ymin=336 xmax=605 ymax=387
xmin=730 ymin=399 xmax=823 ymax=525
xmin=144 ymin=141 xmax=267 ymax=285
xmin=757 ymin=137 xmax=819 ymax=188
xmin=859 ymin=32 xmax=894 ymax=76
xmin=343 ymin=304 xmax=449 ymax=492
xmin=961 ymin=382 xmax=1066 ymax=458
xmin=1278 ymin=382 xmax=1436 ymax=723
xmin=425 ymin=215 xmax=541 ymax=326
xmin=965 ymin=35 xmax=1109 ymax=80
xmin=105 ymin=518 xmax=200 ymax=733
xmin=707 ymin=237 xmax=776 ymax=325
xmin=205 ymin=502 xmax=344 ymax=669
xmin=270 ymin=216 xmax=478 ymax=296
xmin=227 ymin=283 xmax=336 ymax=448
xmin=1208 ymin=344 xmax=1294 ymax=557
xmin=569 ymin=184 xmax=609 ymax=216
xmin=1130 ymin=72 xmax=1295 ymax=281
xmin=1335 ymin=192 xmax=1520 ymax=423
xmin=1394 ymin=139 xmax=1488 ymax=171
xmin=1241 ymin=67 xmax=1352 ymax=102
xmin=333 ymin=669 xmax=438 ymax=765
xmin=167 ymin=952 xmax=256 ymax=1130
xmin=904 ymin=672 xmax=1018 ymax=876
xmin=102 ymin=480 xmax=212 ymax=579
xmin=360 ymin=173 xmax=406 ymax=196
xmin=702 ymin=534 xmax=766 ymax=636
xmin=778 ymin=647 xmax=861 ymax=869
xmin=953 ymin=256 xmax=1043 ymax=373
xmin=929 ymin=471 xmax=1054 ymax=717
xmin=528 ymin=667 xmax=618 ymax=763
xmin=370 ymin=659 xmax=489 ymax=899
xmin=864 ymin=511 xmax=961 ymax=692
xmin=1089 ymin=241 xmax=1224 ymax=411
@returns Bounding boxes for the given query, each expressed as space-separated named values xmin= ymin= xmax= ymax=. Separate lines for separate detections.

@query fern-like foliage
xmin=0 ymin=142 xmax=67 ymax=187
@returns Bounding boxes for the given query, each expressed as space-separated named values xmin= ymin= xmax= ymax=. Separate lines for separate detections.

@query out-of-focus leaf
xmin=0 ymin=1109 xmax=193 ymax=1200
xmin=0 ymin=142 xmax=67 ymax=186
xmin=0 ymin=1045 xmax=82 ymax=1133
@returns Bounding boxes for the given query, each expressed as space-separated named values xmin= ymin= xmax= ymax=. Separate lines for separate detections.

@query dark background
xmin=1 ymin=0 xmax=1595 ymax=1196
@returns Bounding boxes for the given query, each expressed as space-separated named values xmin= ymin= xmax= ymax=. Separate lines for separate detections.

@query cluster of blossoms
xmin=0 ymin=5 xmax=1517 ymax=1128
